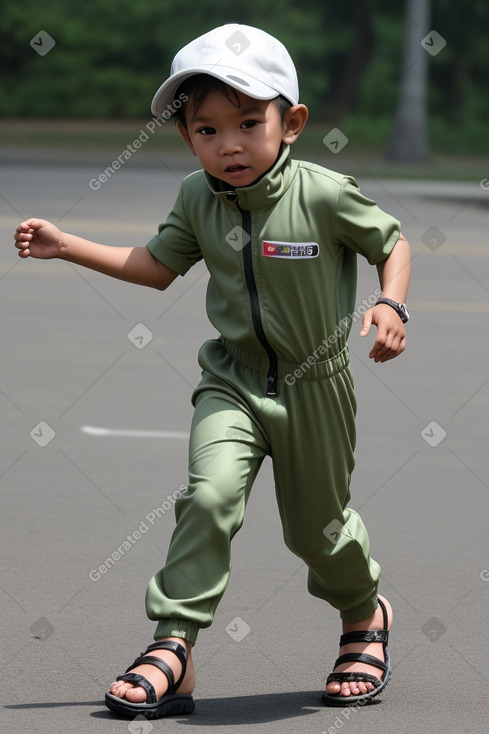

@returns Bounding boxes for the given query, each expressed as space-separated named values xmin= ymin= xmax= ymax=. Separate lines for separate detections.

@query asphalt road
xmin=1 ymin=148 xmax=489 ymax=734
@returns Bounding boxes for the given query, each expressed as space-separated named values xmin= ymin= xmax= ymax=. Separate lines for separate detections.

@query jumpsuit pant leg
xmin=145 ymin=356 xmax=269 ymax=646
xmin=269 ymin=363 xmax=380 ymax=623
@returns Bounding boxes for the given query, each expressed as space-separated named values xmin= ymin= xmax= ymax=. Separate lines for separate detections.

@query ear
xmin=281 ymin=104 xmax=308 ymax=145
xmin=177 ymin=120 xmax=198 ymax=156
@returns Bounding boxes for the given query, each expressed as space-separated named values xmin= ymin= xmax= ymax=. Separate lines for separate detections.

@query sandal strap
xmin=377 ymin=597 xmax=388 ymax=629
xmin=326 ymin=671 xmax=382 ymax=688
xmin=334 ymin=652 xmax=388 ymax=673
xmin=125 ymin=640 xmax=188 ymax=694
xmin=339 ymin=629 xmax=388 ymax=646
xmin=115 ymin=672 xmax=157 ymax=703
xmin=145 ymin=640 xmax=188 ymax=692
xmin=145 ymin=640 xmax=187 ymax=661
xmin=126 ymin=655 xmax=175 ymax=689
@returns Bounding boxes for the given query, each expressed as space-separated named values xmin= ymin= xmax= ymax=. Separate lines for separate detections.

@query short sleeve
xmin=146 ymin=184 xmax=202 ymax=276
xmin=332 ymin=176 xmax=401 ymax=265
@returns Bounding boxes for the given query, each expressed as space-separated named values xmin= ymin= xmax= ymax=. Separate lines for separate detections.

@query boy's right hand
xmin=14 ymin=218 xmax=63 ymax=259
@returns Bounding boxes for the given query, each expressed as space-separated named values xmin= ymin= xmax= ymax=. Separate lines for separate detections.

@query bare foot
xmin=109 ymin=637 xmax=195 ymax=703
xmin=325 ymin=595 xmax=392 ymax=698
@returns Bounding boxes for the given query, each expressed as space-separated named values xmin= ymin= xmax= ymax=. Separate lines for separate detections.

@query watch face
xmin=399 ymin=304 xmax=410 ymax=322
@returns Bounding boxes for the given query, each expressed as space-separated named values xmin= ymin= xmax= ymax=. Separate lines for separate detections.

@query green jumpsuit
xmin=144 ymin=145 xmax=400 ymax=645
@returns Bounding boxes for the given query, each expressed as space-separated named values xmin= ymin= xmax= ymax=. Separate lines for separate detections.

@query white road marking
xmin=81 ymin=425 xmax=189 ymax=439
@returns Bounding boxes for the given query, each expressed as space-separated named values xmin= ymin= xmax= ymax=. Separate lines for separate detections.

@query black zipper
xmin=238 ymin=204 xmax=278 ymax=397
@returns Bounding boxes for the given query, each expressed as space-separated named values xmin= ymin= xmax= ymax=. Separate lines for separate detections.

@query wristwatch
xmin=375 ymin=298 xmax=410 ymax=323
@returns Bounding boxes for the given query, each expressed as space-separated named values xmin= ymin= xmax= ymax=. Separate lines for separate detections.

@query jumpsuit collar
xmin=204 ymin=144 xmax=298 ymax=211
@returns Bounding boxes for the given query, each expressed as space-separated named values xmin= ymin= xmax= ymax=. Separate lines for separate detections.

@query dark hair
xmin=173 ymin=74 xmax=292 ymax=127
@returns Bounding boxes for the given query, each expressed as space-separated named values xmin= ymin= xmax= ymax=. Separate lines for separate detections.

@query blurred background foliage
xmin=0 ymin=0 xmax=488 ymax=155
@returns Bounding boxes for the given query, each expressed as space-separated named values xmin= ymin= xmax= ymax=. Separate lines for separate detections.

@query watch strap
xmin=375 ymin=298 xmax=409 ymax=323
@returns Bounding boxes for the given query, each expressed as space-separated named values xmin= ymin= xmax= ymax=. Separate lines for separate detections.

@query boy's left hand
xmin=360 ymin=304 xmax=406 ymax=363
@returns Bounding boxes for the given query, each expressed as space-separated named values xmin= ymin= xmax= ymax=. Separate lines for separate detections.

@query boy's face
xmin=178 ymin=87 xmax=301 ymax=187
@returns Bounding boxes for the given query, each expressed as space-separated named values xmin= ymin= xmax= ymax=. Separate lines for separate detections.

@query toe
xmin=123 ymin=686 xmax=148 ymax=703
xmin=109 ymin=680 xmax=128 ymax=696
xmin=109 ymin=679 xmax=148 ymax=703
xmin=325 ymin=681 xmax=341 ymax=695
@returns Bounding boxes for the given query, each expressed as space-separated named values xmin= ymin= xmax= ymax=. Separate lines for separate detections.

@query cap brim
xmin=151 ymin=66 xmax=281 ymax=116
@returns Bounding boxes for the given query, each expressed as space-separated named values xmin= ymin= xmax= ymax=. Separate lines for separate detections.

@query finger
xmin=386 ymin=332 xmax=402 ymax=357
xmin=15 ymin=242 xmax=29 ymax=253
xmin=374 ymin=333 xmax=406 ymax=362
xmin=14 ymin=234 xmax=32 ymax=248
xmin=372 ymin=344 xmax=392 ymax=362
xmin=378 ymin=335 xmax=406 ymax=362
xmin=21 ymin=218 xmax=44 ymax=230
xmin=14 ymin=231 xmax=33 ymax=245
xmin=17 ymin=220 xmax=37 ymax=233
xmin=368 ymin=324 xmax=387 ymax=360
xmin=360 ymin=311 xmax=373 ymax=337
xmin=371 ymin=328 xmax=395 ymax=362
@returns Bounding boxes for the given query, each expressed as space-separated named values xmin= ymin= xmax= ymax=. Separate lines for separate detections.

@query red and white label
xmin=262 ymin=241 xmax=319 ymax=259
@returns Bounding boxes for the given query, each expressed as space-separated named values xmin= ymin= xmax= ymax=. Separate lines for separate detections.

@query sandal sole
xmin=105 ymin=692 xmax=195 ymax=719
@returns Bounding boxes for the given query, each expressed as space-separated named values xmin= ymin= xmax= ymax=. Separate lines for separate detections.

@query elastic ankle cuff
xmin=154 ymin=619 xmax=200 ymax=646
xmin=340 ymin=596 xmax=378 ymax=623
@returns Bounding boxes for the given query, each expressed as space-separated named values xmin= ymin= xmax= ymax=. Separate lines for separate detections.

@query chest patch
xmin=262 ymin=241 xmax=319 ymax=259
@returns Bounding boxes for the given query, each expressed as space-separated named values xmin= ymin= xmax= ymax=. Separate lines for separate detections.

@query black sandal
xmin=322 ymin=597 xmax=391 ymax=706
xmin=105 ymin=640 xmax=195 ymax=719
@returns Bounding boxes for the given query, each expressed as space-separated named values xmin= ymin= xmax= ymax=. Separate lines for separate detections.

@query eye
xmin=241 ymin=120 xmax=258 ymax=129
xmin=197 ymin=126 xmax=216 ymax=136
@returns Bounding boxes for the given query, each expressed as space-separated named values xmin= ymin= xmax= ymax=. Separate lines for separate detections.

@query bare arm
xmin=375 ymin=233 xmax=411 ymax=303
xmin=14 ymin=218 xmax=178 ymax=291
xmin=360 ymin=234 xmax=412 ymax=362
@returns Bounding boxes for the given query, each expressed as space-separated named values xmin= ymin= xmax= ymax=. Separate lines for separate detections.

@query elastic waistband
xmin=220 ymin=338 xmax=350 ymax=382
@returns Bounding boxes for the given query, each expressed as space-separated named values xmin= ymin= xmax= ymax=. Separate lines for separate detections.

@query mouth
xmin=225 ymin=164 xmax=248 ymax=175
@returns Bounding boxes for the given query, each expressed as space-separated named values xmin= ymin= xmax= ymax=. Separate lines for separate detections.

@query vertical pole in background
xmin=385 ymin=0 xmax=431 ymax=162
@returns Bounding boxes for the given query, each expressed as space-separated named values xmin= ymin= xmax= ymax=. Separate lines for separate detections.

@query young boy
xmin=14 ymin=24 xmax=410 ymax=718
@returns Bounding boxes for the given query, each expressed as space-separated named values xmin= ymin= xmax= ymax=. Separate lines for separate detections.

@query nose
xmin=218 ymin=132 xmax=243 ymax=156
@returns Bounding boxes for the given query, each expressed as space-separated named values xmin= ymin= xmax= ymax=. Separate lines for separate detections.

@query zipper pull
xmin=266 ymin=372 xmax=278 ymax=397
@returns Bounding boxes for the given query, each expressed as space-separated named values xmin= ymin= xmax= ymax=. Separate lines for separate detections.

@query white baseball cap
xmin=151 ymin=23 xmax=299 ymax=116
